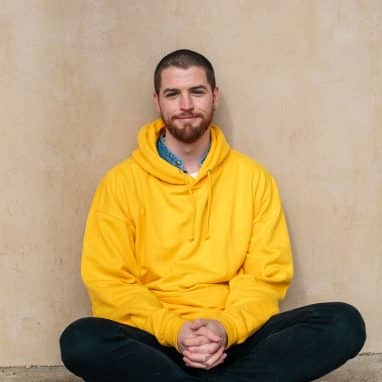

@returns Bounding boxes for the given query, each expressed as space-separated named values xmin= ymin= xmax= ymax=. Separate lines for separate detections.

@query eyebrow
xmin=162 ymin=85 xmax=208 ymax=95
xmin=190 ymin=85 xmax=208 ymax=91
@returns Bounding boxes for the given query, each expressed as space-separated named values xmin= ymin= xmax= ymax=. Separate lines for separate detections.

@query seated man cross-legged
xmin=60 ymin=49 xmax=366 ymax=382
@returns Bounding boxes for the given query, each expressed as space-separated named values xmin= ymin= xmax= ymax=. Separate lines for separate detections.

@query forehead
xmin=159 ymin=66 xmax=209 ymax=91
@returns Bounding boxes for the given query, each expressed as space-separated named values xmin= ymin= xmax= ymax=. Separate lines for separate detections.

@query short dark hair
xmin=154 ymin=49 xmax=216 ymax=94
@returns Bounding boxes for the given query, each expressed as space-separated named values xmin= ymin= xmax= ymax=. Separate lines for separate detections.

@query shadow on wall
xmin=280 ymin=208 xmax=307 ymax=311
xmin=215 ymin=95 xmax=234 ymax=144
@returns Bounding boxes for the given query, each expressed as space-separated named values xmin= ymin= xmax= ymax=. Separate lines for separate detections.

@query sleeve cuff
xmin=164 ymin=315 xmax=187 ymax=350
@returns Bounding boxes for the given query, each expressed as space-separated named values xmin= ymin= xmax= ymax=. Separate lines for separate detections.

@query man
xmin=60 ymin=49 xmax=366 ymax=382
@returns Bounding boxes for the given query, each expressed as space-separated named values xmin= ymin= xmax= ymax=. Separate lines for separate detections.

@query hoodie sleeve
xmin=81 ymin=172 xmax=186 ymax=349
xmin=205 ymin=172 xmax=293 ymax=348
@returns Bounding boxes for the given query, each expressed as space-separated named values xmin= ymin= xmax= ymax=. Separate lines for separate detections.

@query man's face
xmin=154 ymin=66 xmax=219 ymax=144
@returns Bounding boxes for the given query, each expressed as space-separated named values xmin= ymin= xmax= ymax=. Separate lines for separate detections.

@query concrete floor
xmin=0 ymin=354 xmax=381 ymax=381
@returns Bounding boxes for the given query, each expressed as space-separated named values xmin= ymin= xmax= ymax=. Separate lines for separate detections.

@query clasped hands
xmin=177 ymin=319 xmax=227 ymax=370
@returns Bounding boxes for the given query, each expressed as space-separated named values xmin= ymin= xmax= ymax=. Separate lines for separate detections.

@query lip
xmin=176 ymin=115 xmax=199 ymax=120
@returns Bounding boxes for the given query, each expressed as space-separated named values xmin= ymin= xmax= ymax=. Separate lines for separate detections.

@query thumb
xmin=190 ymin=319 xmax=207 ymax=330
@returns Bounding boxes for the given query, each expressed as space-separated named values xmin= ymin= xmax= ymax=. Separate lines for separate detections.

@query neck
xmin=164 ymin=128 xmax=211 ymax=174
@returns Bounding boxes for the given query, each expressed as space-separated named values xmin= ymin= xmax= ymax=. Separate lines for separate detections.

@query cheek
xmin=197 ymin=100 xmax=214 ymax=113
xmin=160 ymin=102 xmax=177 ymax=116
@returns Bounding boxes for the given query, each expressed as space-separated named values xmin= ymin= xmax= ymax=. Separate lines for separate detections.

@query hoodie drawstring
xmin=187 ymin=181 xmax=196 ymax=242
xmin=205 ymin=169 xmax=212 ymax=240
xmin=186 ymin=169 xmax=212 ymax=242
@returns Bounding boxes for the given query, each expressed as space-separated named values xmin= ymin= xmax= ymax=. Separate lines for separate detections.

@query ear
xmin=212 ymin=87 xmax=220 ymax=110
xmin=153 ymin=92 xmax=161 ymax=113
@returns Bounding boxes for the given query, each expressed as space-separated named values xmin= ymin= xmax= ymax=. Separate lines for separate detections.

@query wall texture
xmin=0 ymin=0 xmax=381 ymax=365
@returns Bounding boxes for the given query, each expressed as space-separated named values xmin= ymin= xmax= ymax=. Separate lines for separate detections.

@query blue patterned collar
xmin=156 ymin=132 xmax=210 ymax=173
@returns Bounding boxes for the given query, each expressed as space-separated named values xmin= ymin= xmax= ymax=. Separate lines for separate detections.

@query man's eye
xmin=192 ymin=91 xmax=205 ymax=96
xmin=165 ymin=92 xmax=178 ymax=98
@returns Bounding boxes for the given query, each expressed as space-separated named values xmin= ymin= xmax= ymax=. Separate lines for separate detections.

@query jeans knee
xmin=329 ymin=302 xmax=366 ymax=356
xmin=60 ymin=317 xmax=103 ymax=373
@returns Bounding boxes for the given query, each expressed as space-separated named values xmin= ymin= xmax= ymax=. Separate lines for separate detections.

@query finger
xmin=183 ymin=350 xmax=227 ymax=370
xmin=205 ymin=346 xmax=225 ymax=368
xmin=187 ymin=342 xmax=221 ymax=354
xmin=190 ymin=319 xmax=206 ymax=330
xmin=183 ymin=356 xmax=208 ymax=369
xmin=183 ymin=349 xmax=212 ymax=363
xmin=182 ymin=335 xmax=211 ymax=347
xmin=206 ymin=353 xmax=227 ymax=370
xmin=193 ymin=326 xmax=219 ymax=340
xmin=193 ymin=326 xmax=221 ymax=342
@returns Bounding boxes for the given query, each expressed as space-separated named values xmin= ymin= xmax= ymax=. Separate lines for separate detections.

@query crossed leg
xmin=60 ymin=302 xmax=365 ymax=382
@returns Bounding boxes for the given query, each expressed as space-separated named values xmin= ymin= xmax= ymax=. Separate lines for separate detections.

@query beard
xmin=162 ymin=111 xmax=214 ymax=144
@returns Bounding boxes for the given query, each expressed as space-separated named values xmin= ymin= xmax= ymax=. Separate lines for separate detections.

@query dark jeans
xmin=60 ymin=302 xmax=366 ymax=382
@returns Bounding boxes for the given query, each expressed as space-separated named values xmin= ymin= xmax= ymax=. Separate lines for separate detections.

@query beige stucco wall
xmin=0 ymin=0 xmax=381 ymax=365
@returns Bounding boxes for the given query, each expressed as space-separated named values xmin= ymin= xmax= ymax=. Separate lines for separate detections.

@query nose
xmin=180 ymin=93 xmax=193 ymax=111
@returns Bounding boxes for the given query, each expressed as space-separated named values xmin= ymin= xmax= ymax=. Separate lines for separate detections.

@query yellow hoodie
xmin=81 ymin=119 xmax=293 ymax=349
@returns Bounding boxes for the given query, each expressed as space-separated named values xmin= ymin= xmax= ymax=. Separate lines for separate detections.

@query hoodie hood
xmin=132 ymin=119 xmax=231 ymax=184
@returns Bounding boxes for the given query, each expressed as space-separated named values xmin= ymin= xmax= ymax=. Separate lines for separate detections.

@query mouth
xmin=175 ymin=115 xmax=200 ymax=120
